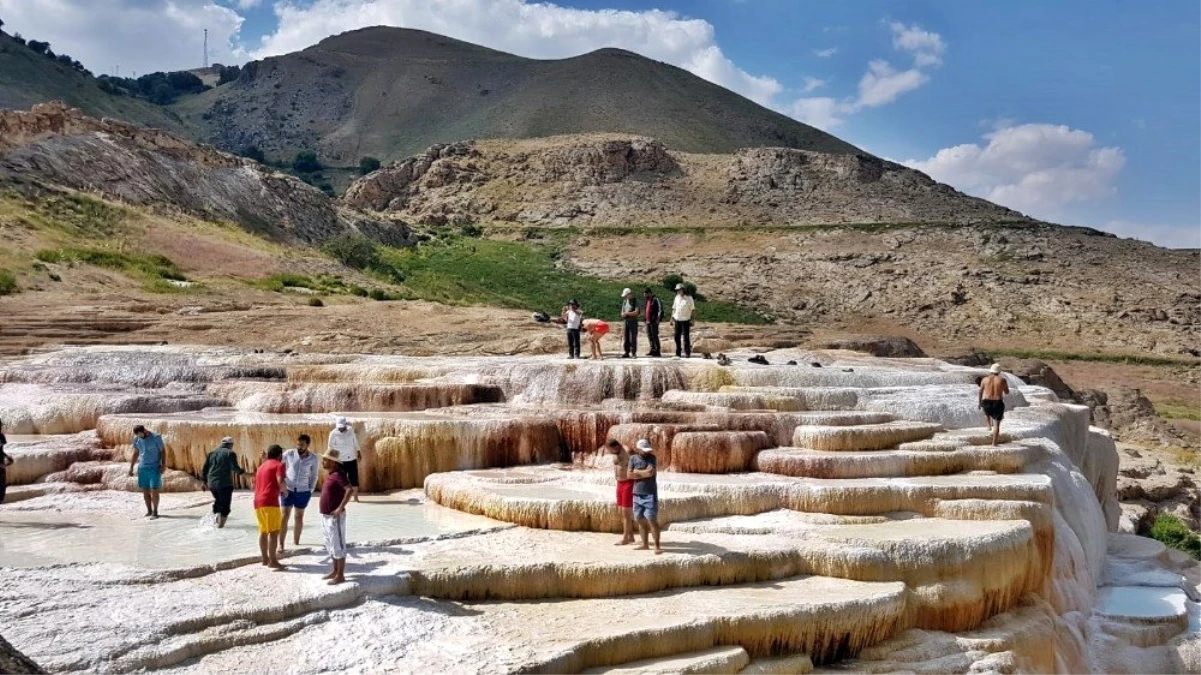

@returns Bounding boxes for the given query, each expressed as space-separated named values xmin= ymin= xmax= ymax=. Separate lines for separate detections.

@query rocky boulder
xmin=0 ymin=102 xmax=413 ymax=247
xmin=823 ymin=336 xmax=926 ymax=358
xmin=997 ymin=358 xmax=1078 ymax=402
xmin=0 ymin=634 xmax=44 ymax=674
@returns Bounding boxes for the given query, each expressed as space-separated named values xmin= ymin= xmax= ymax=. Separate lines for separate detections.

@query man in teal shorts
xmin=127 ymin=424 xmax=166 ymax=518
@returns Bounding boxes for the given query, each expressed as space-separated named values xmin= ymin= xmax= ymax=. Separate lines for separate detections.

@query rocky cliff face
xmin=342 ymin=135 xmax=1028 ymax=227
xmin=0 ymin=102 xmax=412 ymax=246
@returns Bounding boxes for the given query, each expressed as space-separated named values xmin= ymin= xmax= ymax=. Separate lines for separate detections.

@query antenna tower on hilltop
xmin=203 ymin=28 xmax=208 ymax=68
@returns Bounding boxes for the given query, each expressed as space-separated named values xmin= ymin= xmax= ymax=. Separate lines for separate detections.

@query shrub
xmin=367 ymin=288 xmax=388 ymax=301
xmin=661 ymin=273 xmax=684 ymax=291
xmin=1148 ymin=513 xmax=1200 ymax=560
xmin=460 ymin=223 xmax=483 ymax=237
xmin=348 ymin=285 xmax=368 ymax=297
xmin=292 ymin=151 xmax=322 ymax=174
xmin=0 ymin=269 xmax=17 ymax=296
xmin=308 ymin=297 xmax=324 ymax=307
xmin=239 ymin=146 xmax=266 ymax=163
xmin=33 ymin=247 xmax=184 ymax=281
xmin=358 ymin=156 xmax=381 ymax=175
xmin=322 ymin=232 xmax=380 ymax=271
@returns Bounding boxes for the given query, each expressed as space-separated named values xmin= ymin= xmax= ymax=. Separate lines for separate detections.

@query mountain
xmin=342 ymin=135 xmax=1029 ymax=227
xmin=0 ymin=31 xmax=182 ymax=131
xmin=172 ymin=26 xmax=861 ymax=165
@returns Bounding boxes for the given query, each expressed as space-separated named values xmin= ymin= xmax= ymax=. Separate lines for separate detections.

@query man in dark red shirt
xmin=643 ymin=288 xmax=663 ymax=357
xmin=320 ymin=448 xmax=354 ymax=585
xmin=253 ymin=445 xmax=287 ymax=570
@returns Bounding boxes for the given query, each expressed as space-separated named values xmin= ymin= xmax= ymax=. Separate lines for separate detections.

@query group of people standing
xmin=561 ymin=284 xmax=696 ymax=360
xmin=126 ymin=417 xmax=365 ymax=584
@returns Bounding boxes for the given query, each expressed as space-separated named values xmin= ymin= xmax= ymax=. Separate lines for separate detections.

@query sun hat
xmin=621 ymin=288 xmax=632 ymax=297
xmin=220 ymin=437 xmax=234 ymax=445
xmin=990 ymin=364 xmax=1002 ymax=374
xmin=636 ymin=439 xmax=653 ymax=452
xmin=322 ymin=448 xmax=343 ymax=463
xmin=336 ymin=416 xmax=350 ymax=427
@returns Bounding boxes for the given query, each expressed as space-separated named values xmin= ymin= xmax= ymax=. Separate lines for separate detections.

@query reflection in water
xmin=0 ymin=493 xmax=499 ymax=569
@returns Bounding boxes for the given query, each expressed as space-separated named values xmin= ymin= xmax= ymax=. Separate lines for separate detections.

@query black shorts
xmin=210 ymin=486 xmax=234 ymax=517
xmin=343 ymin=459 xmax=360 ymax=488
xmin=982 ymin=399 xmax=1005 ymax=421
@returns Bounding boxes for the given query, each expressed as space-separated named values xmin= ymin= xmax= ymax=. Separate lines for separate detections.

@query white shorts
xmin=322 ymin=513 xmax=347 ymax=560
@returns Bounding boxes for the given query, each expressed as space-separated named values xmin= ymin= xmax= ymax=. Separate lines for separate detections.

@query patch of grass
xmin=254 ymin=273 xmax=359 ymax=295
xmin=142 ymin=278 xmax=205 ymax=294
xmin=1148 ymin=513 xmax=1200 ymax=560
xmin=374 ymin=237 xmax=770 ymax=323
xmin=1154 ymin=400 xmax=1201 ymax=422
xmin=5 ymin=191 xmax=126 ymax=238
xmin=34 ymin=246 xmax=186 ymax=282
xmin=0 ymin=269 xmax=17 ymax=296
xmin=987 ymin=348 xmax=1200 ymax=368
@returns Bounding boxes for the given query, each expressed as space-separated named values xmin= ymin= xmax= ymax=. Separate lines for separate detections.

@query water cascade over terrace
xmin=0 ymin=347 xmax=1195 ymax=674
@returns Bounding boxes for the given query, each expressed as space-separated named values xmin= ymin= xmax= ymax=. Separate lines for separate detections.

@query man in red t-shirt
xmin=254 ymin=444 xmax=287 ymax=570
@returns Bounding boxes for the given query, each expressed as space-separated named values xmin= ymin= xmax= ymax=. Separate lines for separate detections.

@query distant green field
xmin=988 ymin=347 xmax=1200 ymax=368
xmin=373 ymin=237 xmax=770 ymax=324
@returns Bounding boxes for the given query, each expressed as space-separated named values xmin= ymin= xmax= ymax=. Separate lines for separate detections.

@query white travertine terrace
xmin=0 ymin=346 xmax=1196 ymax=674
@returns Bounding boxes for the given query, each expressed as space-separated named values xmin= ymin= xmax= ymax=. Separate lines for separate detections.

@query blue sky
xmin=2 ymin=0 xmax=1197 ymax=247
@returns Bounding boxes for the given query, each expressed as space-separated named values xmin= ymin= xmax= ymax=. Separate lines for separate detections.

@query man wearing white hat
xmin=628 ymin=438 xmax=662 ymax=554
xmin=327 ymin=418 xmax=361 ymax=502
xmin=200 ymin=436 xmax=246 ymax=528
xmin=671 ymin=283 xmax=696 ymax=358
xmin=978 ymin=364 xmax=1011 ymax=446
xmin=620 ymin=288 xmax=640 ymax=359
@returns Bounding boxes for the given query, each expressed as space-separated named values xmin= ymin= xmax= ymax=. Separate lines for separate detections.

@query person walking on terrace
xmin=254 ymin=444 xmax=288 ymax=570
xmin=643 ymin=288 xmax=663 ymax=357
xmin=320 ymin=448 xmax=354 ymax=585
xmin=629 ymin=439 xmax=662 ymax=554
xmin=562 ymin=299 xmax=584 ymax=359
xmin=201 ymin=436 xmax=246 ymax=528
xmin=671 ymin=283 xmax=696 ymax=359
xmin=606 ymin=439 xmax=635 ymax=545
xmin=620 ymin=288 xmax=640 ymax=359
xmin=127 ymin=424 xmax=165 ymax=518
xmin=582 ymin=318 xmax=610 ymax=360
xmin=279 ymin=434 xmax=320 ymax=552
xmin=0 ymin=418 xmax=11 ymax=504
xmin=328 ymin=417 xmax=361 ymax=502
xmin=979 ymin=364 xmax=1011 ymax=446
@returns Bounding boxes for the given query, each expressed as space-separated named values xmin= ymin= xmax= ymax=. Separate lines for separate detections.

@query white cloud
xmin=889 ymin=21 xmax=944 ymax=67
xmin=856 ymin=59 xmax=928 ymax=107
xmin=233 ymin=0 xmax=261 ymax=8
xmin=903 ymin=123 xmax=1126 ymax=218
xmin=0 ymin=0 xmax=243 ymax=75
xmin=786 ymin=21 xmax=943 ymax=131
xmin=254 ymin=0 xmax=783 ymax=105
xmin=1101 ymin=220 xmax=1201 ymax=249
xmin=814 ymin=47 xmax=837 ymax=58
xmin=801 ymin=76 xmax=826 ymax=93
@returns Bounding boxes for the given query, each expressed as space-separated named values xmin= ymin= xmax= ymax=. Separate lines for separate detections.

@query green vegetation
xmin=255 ymin=273 xmax=351 ymax=294
xmin=1154 ymin=400 xmax=1201 ymax=422
xmin=34 ymin=247 xmax=186 ymax=286
xmin=322 ymin=233 xmax=381 ymax=271
xmin=8 ymin=192 xmax=126 ymax=237
xmin=358 ymin=156 xmax=381 ymax=175
xmin=1148 ymin=513 xmax=1200 ymax=560
xmin=987 ymin=348 xmax=1201 ymax=368
xmin=0 ymin=269 xmax=17 ymax=296
xmin=308 ymin=297 xmax=324 ymax=307
xmin=371 ymin=237 xmax=769 ymax=323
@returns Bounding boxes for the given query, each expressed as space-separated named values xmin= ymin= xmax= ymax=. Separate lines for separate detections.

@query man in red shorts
xmin=606 ymin=439 xmax=635 ymax=545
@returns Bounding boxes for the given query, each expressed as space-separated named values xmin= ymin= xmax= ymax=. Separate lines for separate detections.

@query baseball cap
xmin=990 ymin=364 xmax=1002 ymax=374
xmin=621 ymin=288 xmax=632 ymax=297
xmin=674 ymin=283 xmax=685 ymax=291
xmin=220 ymin=437 xmax=234 ymax=445
xmin=636 ymin=439 xmax=653 ymax=452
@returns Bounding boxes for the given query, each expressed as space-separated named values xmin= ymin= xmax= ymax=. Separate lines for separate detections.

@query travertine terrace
xmin=0 ymin=346 xmax=1197 ymax=674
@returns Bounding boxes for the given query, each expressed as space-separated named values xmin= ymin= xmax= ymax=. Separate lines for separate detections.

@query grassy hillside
xmin=173 ymin=26 xmax=862 ymax=165
xmin=0 ymin=32 xmax=184 ymax=130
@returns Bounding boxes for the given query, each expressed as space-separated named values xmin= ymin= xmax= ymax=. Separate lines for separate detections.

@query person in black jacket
xmin=0 ymin=418 xmax=11 ymax=504
xmin=643 ymin=288 xmax=663 ymax=357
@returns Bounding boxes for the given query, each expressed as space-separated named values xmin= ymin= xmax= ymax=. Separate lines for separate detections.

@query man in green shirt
xmin=201 ymin=437 xmax=246 ymax=528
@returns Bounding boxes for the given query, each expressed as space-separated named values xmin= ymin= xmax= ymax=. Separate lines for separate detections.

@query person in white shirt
xmin=561 ymin=299 xmax=584 ymax=359
xmin=279 ymin=434 xmax=320 ymax=552
xmin=671 ymin=283 xmax=696 ymax=358
xmin=327 ymin=418 xmax=361 ymax=502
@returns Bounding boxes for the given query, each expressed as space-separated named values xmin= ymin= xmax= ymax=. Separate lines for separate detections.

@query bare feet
xmin=268 ymin=562 xmax=287 ymax=571
xmin=322 ymin=572 xmax=337 ymax=580
xmin=654 ymin=547 xmax=664 ymax=555
xmin=635 ymin=544 xmax=649 ymax=551
xmin=327 ymin=576 xmax=345 ymax=585
xmin=614 ymin=539 xmax=633 ymax=546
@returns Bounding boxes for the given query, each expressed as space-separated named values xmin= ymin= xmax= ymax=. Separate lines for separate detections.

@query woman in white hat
xmin=327 ymin=418 xmax=361 ymax=502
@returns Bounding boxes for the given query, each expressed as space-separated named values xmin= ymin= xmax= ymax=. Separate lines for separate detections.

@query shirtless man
xmin=978 ymin=364 xmax=1010 ymax=446
xmin=606 ymin=439 xmax=635 ymax=545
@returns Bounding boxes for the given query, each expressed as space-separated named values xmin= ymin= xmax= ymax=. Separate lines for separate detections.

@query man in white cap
xmin=671 ymin=283 xmax=696 ymax=359
xmin=200 ymin=437 xmax=245 ymax=528
xmin=327 ymin=418 xmax=361 ymax=502
xmin=620 ymin=288 xmax=640 ymax=359
xmin=628 ymin=438 xmax=662 ymax=554
xmin=978 ymin=364 xmax=1011 ymax=446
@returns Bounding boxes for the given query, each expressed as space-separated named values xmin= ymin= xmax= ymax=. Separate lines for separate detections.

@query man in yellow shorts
xmin=253 ymin=444 xmax=287 ymax=570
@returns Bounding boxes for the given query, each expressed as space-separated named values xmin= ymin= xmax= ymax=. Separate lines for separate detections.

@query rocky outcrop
xmin=823 ymin=336 xmax=926 ymax=358
xmin=998 ymin=358 xmax=1079 ymax=402
xmin=0 ymin=634 xmax=44 ymax=674
xmin=341 ymin=134 xmax=1030 ymax=228
xmin=0 ymin=102 xmax=413 ymax=246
